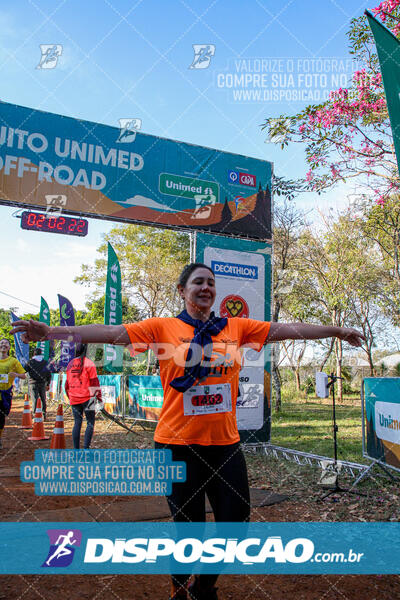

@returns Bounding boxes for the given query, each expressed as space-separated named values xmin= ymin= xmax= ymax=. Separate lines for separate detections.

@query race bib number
xmin=183 ymin=383 xmax=232 ymax=416
xmin=0 ymin=374 xmax=9 ymax=383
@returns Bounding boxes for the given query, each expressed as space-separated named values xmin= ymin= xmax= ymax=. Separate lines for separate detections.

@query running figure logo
xmin=189 ymin=45 xmax=215 ymax=69
xmin=37 ymin=45 xmax=63 ymax=69
xmin=117 ymin=118 xmax=142 ymax=143
xmin=191 ymin=188 xmax=217 ymax=219
xmin=42 ymin=529 xmax=82 ymax=567
xmin=45 ymin=194 xmax=67 ymax=215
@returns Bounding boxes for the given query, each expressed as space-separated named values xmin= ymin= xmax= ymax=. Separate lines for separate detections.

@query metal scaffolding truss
xmin=243 ymin=443 xmax=368 ymax=478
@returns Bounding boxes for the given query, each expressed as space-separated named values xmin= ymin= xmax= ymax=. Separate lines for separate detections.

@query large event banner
xmin=57 ymin=294 xmax=75 ymax=370
xmin=196 ymin=233 xmax=272 ymax=443
xmin=363 ymin=378 xmax=400 ymax=472
xmin=37 ymin=296 xmax=50 ymax=360
xmin=60 ymin=372 xmax=122 ymax=415
xmin=104 ymin=243 xmax=123 ymax=372
xmin=0 ymin=102 xmax=272 ymax=240
xmin=60 ymin=373 xmax=68 ymax=403
xmin=99 ymin=374 xmax=122 ymax=417
xmin=127 ymin=375 xmax=163 ymax=422
xmin=49 ymin=373 xmax=59 ymax=401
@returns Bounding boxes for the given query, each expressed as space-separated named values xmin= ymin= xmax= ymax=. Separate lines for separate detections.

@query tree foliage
xmin=263 ymin=3 xmax=400 ymax=384
xmin=262 ymin=4 xmax=400 ymax=204
xmin=276 ymin=209 xmax=389 ymax=397
xmin=361 ymin=196 xmax=400 ymax=325
xmin=74 ymin=224 xmax=190 ymax=318
xmin=271 ymin=198 xmax=309 ymax=409
xmin=0 ymin=309 xmax=14 ymax=350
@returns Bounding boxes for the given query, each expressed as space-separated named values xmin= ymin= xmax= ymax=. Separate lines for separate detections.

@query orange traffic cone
xmin=28 ymin=398 xmax=49 ymax=441
xmin=50 ymin=404 xmax=66 ymax=449
xmin=20 ymin=394 xmax=32 ymax=429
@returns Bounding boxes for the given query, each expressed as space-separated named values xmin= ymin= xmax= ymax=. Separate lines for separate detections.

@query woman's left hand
xmin=337 ymin=328 xmax=365 ymax=347
xmin=10 ymin=319 xmax=50 ymax=343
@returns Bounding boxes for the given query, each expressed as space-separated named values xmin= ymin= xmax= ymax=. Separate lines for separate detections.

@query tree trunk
xmin=319 ymin=338 xmax=335 ymax=371
xmin=272 ymin=300 xmax=282 ymax=412
xmin=295 ymin=342 xmax=306 ymax=392
xmin=145 ymin=350 xmax=152 ymax=375
xmin=272 ymin=343 xmax=282 ymax=411
xmin=366 ymin=347 xmax=375 ymax=377
xmin=295 ymin=368 xmax=301 ymax=391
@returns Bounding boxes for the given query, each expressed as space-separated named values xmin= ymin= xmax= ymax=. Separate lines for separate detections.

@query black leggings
xmin=71 ymin=400 xmax=95 ymax=449
xmin=33 ymin=382 xmax=47 ymax=415
xmin=0 ymin=400 xmax=6 ymax=430
xmin=155 ymin=442 xmax=250 ymax=593
xmin=0 ymin=389 xmax=13 ymax=430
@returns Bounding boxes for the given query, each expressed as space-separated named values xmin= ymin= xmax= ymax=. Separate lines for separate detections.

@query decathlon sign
xmin=211 ymin=260 xmax=258 ymax=279
xmin=202 ymin=242 xmax=269 ymax=439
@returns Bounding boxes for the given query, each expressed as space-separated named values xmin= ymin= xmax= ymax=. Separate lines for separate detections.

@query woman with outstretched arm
xmin=11 ymin=263 xmax=364 ymax=600
xmin=10 ymin=318 xmax=364 ymax=349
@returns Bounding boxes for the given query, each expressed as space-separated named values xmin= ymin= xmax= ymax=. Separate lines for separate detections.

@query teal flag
xmin=104 ymin=243 xmax=123 ymax=372
xmin=36 ymin=297 xmax=50 ymax=360
xmin=366 ymin=10 xmax=400 ymax=175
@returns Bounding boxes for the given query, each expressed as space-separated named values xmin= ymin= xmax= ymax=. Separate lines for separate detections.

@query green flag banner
xmin=104 ymin=242 xmax=123 ymax=372
xmin=37 ymin=296 xmax=50 ymax=360
xmin=366 ymin=10 xmax=400 ymax=175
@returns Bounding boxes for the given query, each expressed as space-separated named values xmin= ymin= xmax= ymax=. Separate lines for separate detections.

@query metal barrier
xmin=244 ymin=443 xmax=368 ymax=478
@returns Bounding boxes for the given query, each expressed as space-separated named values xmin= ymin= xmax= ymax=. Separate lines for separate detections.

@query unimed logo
xmin=84 ymin=536 xmax=314 ymax=564
xmin=375 ymin=400 xmax=400 ymax=444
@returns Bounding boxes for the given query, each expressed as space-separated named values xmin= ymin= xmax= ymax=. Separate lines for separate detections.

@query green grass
xmin=270 ymin=395 xmax=368 ymax=464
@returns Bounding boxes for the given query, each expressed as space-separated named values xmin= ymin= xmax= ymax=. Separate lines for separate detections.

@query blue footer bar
xmin=0 ymin=522 xmax=399 ymax=574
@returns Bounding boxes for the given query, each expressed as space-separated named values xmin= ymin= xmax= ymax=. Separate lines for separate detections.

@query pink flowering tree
xmin=263 ymin=4 xmax=400 ymax=205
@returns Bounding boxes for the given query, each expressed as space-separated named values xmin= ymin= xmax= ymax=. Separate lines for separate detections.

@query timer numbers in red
xmin=20 ymin=211 xmax=88 ymax=237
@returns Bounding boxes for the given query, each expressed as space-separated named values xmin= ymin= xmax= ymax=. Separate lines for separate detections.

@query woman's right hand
xmin=10 ymin=320 xmax=50 ymax=343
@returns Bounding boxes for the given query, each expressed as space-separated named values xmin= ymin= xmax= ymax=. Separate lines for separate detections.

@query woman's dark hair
xmin=178 ymin=263 xmax=215 ymax=288
xmin=75 ymin=343 xmax=87 ymax=376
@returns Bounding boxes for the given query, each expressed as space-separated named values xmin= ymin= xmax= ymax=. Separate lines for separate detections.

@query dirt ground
xmin=1 ymin=394 xmax=399 ymax=600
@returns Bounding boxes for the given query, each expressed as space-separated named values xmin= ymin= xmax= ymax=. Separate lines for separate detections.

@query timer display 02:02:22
xmin=20 ymin=211 xmax=89 ymax=237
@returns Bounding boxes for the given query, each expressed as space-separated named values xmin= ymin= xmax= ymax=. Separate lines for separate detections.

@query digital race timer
xmin=20 ymin=211 xmax=89 ymax=237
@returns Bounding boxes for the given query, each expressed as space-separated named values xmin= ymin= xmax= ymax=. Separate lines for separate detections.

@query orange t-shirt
xmin=123 ymin=317 xmax=270 ymax=446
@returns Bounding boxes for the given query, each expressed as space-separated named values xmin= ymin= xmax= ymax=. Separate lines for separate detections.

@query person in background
xmin=65 ymin=344 xmax=102 ymax=449
xmin=0 ymin=338 xmax=26 ymax=449
xmin=25 ymin=348 xmax=51 ymax=420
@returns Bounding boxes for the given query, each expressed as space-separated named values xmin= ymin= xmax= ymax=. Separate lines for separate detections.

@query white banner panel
xmin=204 ymin=247 xmax=265 ymax=320
xmin=375 ymin=401 xmax=400 ymax=445
xmin=204 ymin=246 xmax=266 ymax=431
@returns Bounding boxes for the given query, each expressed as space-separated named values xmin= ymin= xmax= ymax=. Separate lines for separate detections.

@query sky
xmin=0 ymin=0 xmax=373 ymax=314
